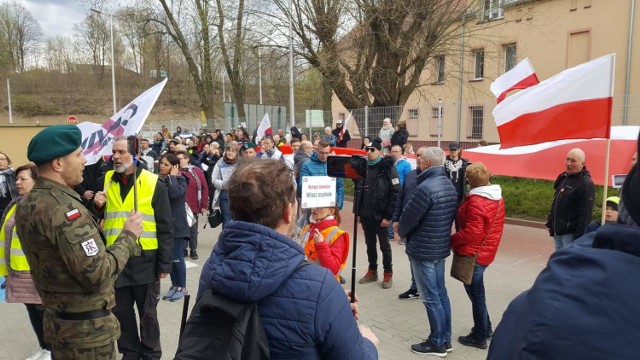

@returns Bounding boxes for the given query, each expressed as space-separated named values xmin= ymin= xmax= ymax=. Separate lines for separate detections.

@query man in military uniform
xmin=93 ymin=136 xmax=173 ymax=360
xmin=15 ymin=125 xmax=144 ymax=359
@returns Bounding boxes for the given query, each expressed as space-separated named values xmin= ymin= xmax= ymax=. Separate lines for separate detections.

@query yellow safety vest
xmin=301 ymin=225 xmax=350 ymax=282
xmin=0 ymin=203 xmax=29 ymax=274
xmin=0 ymin=203 xmax=15 ymax=276
xmin=103 ymin=170 xmax=159 ymax=249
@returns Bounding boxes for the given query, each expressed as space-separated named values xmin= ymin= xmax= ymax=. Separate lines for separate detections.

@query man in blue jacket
xmin=489 ymin=135 xmax=640 ymax=359
xmin=198 ymin=159 xmax=379 ymax=359
xmin=399 ymin=147 xmax=458 ymax=356
xmin=298 ymin=139 xmax=345 ymax=210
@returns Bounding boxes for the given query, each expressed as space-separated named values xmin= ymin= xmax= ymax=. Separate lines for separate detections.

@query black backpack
xmin=175 ymin=262 xmax=309 ymax=360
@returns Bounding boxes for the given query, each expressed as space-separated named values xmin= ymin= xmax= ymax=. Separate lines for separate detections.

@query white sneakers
xmin=25 ymin=348 xmax=51 ymax=360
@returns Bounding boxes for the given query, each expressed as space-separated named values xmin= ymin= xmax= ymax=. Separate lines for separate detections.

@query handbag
xmin=206 ymin=209 xmax=223 ymax=229
xmin=450 ymin=207 xmax=500 ymax=285
xmin=185 ymin=203 xmax=197 ymax=227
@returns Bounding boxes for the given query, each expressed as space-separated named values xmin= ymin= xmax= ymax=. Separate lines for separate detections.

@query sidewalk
xmin=0 ymin=200 xmax=553 ymax=359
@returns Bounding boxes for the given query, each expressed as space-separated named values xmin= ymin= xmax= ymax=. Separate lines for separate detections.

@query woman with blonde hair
xmin=451 ymin=162 xmax=505 ymax=350
xmin=299 ymin=206 xmax=350 ymax=282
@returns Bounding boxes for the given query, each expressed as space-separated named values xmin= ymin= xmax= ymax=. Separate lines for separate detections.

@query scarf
xmin=301 ymin=216 xmax=338 ymax=247
xmin=367 ymin=156 xmax=382 ymax=167
xmin=0 ymin=168 xmax=13 ymax=199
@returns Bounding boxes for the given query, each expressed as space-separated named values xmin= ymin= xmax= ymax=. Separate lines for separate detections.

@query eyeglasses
xmin=366 ymin=147 xmax=377 ymax=153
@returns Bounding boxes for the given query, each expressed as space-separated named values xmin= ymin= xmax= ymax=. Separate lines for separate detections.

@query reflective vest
xmin=0 ymin=204 xmax=29 ymax=274
xmin=301 ymin=225 xmax=350 ymax=282
xmin=103 ymin=170 xmax=159 ymax=249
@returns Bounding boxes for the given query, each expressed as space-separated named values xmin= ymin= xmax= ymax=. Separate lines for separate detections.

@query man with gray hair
xmin=546 ymin=147 xmax=595 ymax=251
xmin=399 ymin=147 xmax=458 ymax=356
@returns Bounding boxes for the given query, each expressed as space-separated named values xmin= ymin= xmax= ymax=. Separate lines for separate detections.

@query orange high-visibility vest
xmin=301 ymin=225 xmax=350 ymax=282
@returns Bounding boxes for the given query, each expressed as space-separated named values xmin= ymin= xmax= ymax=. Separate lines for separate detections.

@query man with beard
xmin=93 ymin=136 xmax=173 ymax=360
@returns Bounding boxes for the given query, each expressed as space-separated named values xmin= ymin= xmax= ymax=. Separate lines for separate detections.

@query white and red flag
xmin=255 ymin=113 xmax=273 ymax=144
xmin=494 ymin=54 xmax=615 ymax=149
xmin=79 ymin=78 xmax=168 ymax=165
xmin=337 ymin=113 xmax=352 ymax=143
xmin=490 ymin=58 xmax=539 ymax=103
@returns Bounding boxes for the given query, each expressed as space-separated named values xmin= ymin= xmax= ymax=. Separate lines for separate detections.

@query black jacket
xmin=332 ymin=128 xmax=351 ymax=147
xmin=93 ymin=167 xmax=174 ymax=287
xmin=390 ymin=128 xmax=409 ymax=148
xmin=162 ymin=174 xmax=190 ymax=239
xmin=546 ymin=167 xmax=595 ymax=239
xmin=358 ymin=157 xmax=401 ymax=220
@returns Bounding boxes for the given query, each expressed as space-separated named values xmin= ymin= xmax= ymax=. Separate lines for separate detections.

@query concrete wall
xmin=0 ymin=126 xmax=47 ymax=167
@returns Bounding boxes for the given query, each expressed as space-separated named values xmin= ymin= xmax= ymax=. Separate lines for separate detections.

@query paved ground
xmin=0 ymin=200 xmax=553 ymax=359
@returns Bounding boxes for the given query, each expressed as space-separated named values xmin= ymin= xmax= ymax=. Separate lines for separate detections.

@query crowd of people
xmin=0 ymin=117 xmax=638 ymax=359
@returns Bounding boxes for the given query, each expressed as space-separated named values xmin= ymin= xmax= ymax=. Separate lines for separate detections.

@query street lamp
xmin=90 ymin=8 xmax=117 ymax=117
xmin=288 ymin=0 xmax=295 ymax=128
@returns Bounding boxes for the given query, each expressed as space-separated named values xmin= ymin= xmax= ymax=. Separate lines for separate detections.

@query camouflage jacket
xmin=15 ymin=177 xmax=141 ymax=347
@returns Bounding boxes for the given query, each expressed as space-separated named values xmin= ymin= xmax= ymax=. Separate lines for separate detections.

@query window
xmin=473 ymin=49 xmax=484 ymax=80
xmin=407 ymin=108 xmax=420 ymax=136
xmin=483 ymin=0 xmax=504 ymax=20
xmin=338 ymin=113 xmax=345 ymax=121
xmin=408 ymin=108 xmax=419 ymax=120
xmin=468 ymin=106 xmax=484 ymax=139
xmin=504 ymin=44 xmax=517 ymax=72
xmin=430 ymin=107 xmax=443 ymax=137
xmin=434 ymin=55 xmax=445 ymax=83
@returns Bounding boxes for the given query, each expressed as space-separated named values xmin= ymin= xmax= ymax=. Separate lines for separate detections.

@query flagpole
xmin=601 ymin=138 xmax=611 ymax=224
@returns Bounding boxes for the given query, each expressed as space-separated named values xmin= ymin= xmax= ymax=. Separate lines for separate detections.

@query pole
xmin=221 ymin=70 xmax=225 ymax=102
xmin=258 ymin=48 xmax=263 ymax=105
xmin=456 ymin=18 xmax=466 ymax=143
xmin=601 ymin=139 xmax=611 ymax=224
xmin=7 ymin=78 xmax=12 ymax=124
xmin=623 ymin=0 xmax=636 ymax=125
xmin=288 ymin=0 xmax=295 ymax=128
xmin=351 ymin=180 xmax=367 ymax=305
xmin=437 ymin=99 xmax=443 ymax=148
xmin=364 ymin=106 xmax=369 ymax=138
xmin=109 ymin=13 xmax=116 ymax=116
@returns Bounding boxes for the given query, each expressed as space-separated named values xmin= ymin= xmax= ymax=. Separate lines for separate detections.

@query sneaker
xmin=339 ymin=276 xmax=346 ymax=284
xmin=381 ymin=272 xmax=393 ymax=289
xmin=26 ymin=349 xmax=45 ymax=360
xmin=38 ymin=350 xmax=52 ymax=360
xmin=190 ymin=249 xmax=199 ymax=260
xmin=162 ymin=287 xmax=176 ymax=301
xmin=445 ymin=342 xmax=453 ymax=353
xmin=458 ymin=334 xmax=487 ymax=349
xmin=358 ymin=270 xmax=378 ymax=284
xmin=410 ymin=340 xmax=447 ymax=357
xmin=170 ymin=288 xmax=188 ymax=302
xmin=399 ymin=289 xmax=420 ymax=299
xmin=471 ymin=326 xmax=494 ymax=339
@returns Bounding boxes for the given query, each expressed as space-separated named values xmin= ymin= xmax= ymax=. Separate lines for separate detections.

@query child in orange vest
xmin=300 ymin=206 xmax=350 ymax=281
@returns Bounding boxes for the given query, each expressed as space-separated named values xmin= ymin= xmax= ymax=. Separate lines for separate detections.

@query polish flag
xmin=255 ymin=113 xmax=273 ymax=144
xmin=337 ymin=113 xmax=352 ymax=142
xmin=494 ymin=54 xmax=615 ymax=149
xmin=490 ymin=58 xmax=540 ymax=103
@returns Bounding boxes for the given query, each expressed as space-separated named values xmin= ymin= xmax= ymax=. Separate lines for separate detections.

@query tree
xmin=0 ymin=0 xmax=42 ymax=72
xmin=273 ymin=0 xmax=472 ymax=110
xmin=74 ymin=14 xmax=111 ymax=80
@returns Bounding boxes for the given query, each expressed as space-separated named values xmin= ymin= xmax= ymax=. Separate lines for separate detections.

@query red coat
xmin=302 ymin=218 xmax=349 ymax=276
xmin=451 ymin=186 xmax=506 ymax=266
xmin=180 ymin=166 xmax=209 ymax=214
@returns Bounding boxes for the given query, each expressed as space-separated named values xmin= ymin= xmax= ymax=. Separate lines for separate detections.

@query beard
xmin=114 ymin=162 xmax=132 ymax=174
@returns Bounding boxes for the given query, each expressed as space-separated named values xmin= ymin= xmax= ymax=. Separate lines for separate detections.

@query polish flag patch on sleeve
xmin=66 ymin=208 xmax=81 ymax=221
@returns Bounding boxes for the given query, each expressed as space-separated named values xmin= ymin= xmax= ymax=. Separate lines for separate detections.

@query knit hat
xmin=606 ymin=196 xmax=620 ymax=211
xmin=370 ymin=138 xmax=383 ymax=151
xmin=27 ymin=125 xmax=82 ymax=165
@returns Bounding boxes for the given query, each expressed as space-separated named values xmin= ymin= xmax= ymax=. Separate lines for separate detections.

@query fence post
xmin=437 ymin=99 xmax=443 ymax=148
xmin=364 ymin=106 xmax=369 ymax=138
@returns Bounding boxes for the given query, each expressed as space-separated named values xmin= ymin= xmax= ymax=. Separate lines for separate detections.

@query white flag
xmin=80 ymin=79 xmax=168 ymax=165
xmin=255 ymin=113 xmax=273 ymax=144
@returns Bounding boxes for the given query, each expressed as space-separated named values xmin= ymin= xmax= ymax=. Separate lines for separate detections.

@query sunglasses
xmin=366 ymin=147 xmax=377 ymax=153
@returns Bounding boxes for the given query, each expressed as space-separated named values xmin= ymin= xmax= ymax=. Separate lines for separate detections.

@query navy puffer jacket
xmin=398 ymin=166 xmax=458 ymax=261
xmin=198 ymin=221 xmax=377 ymax=360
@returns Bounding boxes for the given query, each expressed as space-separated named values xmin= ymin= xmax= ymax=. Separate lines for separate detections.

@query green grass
xmin=342 ymin=176 xmax=618 ymax=222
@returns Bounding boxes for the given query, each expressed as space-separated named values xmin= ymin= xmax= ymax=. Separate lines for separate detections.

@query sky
xmin=22 ymin=0 xmax=92 ymax=39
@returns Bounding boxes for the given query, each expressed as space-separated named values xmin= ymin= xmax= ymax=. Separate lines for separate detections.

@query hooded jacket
xmin=451 ymin=185 xmax=506 ymax=266
xmin=546 ymin=167 xmax=595 ymax=239
xmin=399 ymin=166 xmax=458 ymax=261
xmin=489 ymin=224 xmax=640 ymax=359
xmin=198 ymin=221 xmax=378 ymax=360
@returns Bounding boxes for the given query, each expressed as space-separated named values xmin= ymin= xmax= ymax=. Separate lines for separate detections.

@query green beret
xmin=28 ymin=125 xmax=82 ymax=165
xmin=242 ymin=141 xmax=256 ymax=150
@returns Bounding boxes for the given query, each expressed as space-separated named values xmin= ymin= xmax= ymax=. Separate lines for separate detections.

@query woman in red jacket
xmin=299 ymin=206 xmax=349 ymax=282
xmin=451 ymin=162 xmax=505 ymax=350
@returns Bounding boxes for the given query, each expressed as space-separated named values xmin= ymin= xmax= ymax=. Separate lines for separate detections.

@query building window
xmin=430 ymin=107 xmax=442 ymax=137
xmin=504 ymin=43 xmax=517 ymax=72
xmin=473 ymin=49 xmax=484 ymax=80
xmin=483 ymin=0 xmax=504 ymax=20
xmin=408 ymin=108 xmax=419 ymax=120
xmin=468 ymin=106 xmax=484 ymax=139
xmin=434 ymin=55 xmax=445 ymax=83
xmin=338 ymin=113 xmax=345 ymax=121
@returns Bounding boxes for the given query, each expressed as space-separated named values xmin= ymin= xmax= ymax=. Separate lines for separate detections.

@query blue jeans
xmin=171 ymin=236 xmax=187 ymax=288
xmin=553 ymin=233 xmax=573 ymax=251
xmin=411 ymin=257 xmax=451 ymax=347
xmin=463 ymin=264 xmax=492 ymax=339
xmin=219 ymin=191 xmax=232 ymax=228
